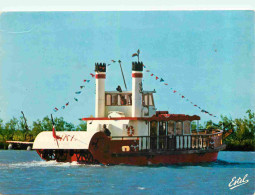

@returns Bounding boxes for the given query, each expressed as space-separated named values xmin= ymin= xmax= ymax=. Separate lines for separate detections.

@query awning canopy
xmin=82 ymin=114 xmax=200 ymax=122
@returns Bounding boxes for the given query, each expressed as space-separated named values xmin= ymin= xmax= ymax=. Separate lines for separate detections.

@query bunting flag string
xmin=51 ymin=59 xmax=116 ymax=115
xmin=52 ymin=74 xmax=93 ymax=113
xmin=142 ymin=64 xmax=217 ymax=118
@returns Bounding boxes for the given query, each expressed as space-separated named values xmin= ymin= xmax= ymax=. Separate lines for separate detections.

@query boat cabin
xmin=81 ymin=61 xmax=214 ymax=151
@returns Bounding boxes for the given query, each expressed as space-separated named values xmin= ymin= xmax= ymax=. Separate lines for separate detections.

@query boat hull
xmin=35 ymin=132 xmax=225 ymax=165
xmin=36 ymin=148 xmax=220 ymax=165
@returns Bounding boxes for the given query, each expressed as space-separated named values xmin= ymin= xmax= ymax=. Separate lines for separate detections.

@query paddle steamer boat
xmin=33 ymin=60 xmax=226 ymax=165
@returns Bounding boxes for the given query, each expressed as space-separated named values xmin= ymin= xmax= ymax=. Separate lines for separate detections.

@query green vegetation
xmin=0 ymin=116 xmax=87 ymax=149
xmin=0 ymin=110 xmax=254 ymax=151
xmin=203 ymin=109 xmax=255 ymax=151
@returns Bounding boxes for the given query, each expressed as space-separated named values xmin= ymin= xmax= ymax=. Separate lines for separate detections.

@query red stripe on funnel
xmin=132 ymin=73 xmax=143 ymax=78
xmin=95 ymin=74 xmax=106 ymax=79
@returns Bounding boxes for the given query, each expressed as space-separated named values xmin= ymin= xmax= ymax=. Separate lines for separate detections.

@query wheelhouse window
xmin=112 ymin=94 xmax=118 ymax=106
xmin=106 ymin=94 xmax=111 ymax=106
xmin=105 ymin=93 xmax=132 ymax=106
xmin=143 ymin=93 xmax=154 ymax=106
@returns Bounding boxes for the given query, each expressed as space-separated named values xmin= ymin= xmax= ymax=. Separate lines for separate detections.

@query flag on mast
xmin=51 ymin=114 xmax=61 ymax=140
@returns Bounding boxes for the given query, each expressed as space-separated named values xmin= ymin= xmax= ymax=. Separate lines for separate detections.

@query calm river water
xmin=0 ymin=151 xmax=254 ymax=194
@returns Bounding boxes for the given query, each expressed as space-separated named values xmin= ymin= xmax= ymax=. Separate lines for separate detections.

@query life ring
xmin=127 ymin=126 xmax=135 ymax=136
xmin=130 ymin=144 xmax=139 ymax=151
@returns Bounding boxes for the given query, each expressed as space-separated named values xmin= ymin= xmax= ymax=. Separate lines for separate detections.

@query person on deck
xmin=121 ymin=96 xmax=127 ymax=105
xmin=103 ymin=124 xmax=111 ymax=136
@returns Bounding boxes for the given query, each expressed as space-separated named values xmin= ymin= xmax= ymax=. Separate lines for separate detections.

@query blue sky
xmin=0 ymin=11 xmax=254 ymax=126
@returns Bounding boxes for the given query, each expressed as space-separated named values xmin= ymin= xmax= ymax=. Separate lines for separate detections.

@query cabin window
xmin=143 ymin=94 xmax=148 ymax=106
xmin=150 ymin=121 xmax=158 ymax=150
xmin=111 ymin=94 xmax=118 ymax=106
xmin=176 ymin=121 xmax=183 ymax=135
xmin=167 ymin=121 xmax=175 ymax=135
xmin=119 ymin=94 xmax=127 ymax=105
xmin=106 ymin=94 xmax=111 ymax=106
xmin=143 ymin=93 xmax=154 ymax=106
xmin=105 ymin=93 xmax=132 ymax=106
xmin=149 ymin=94 xmax=154 ymax=106
xmin=127 ymin=94 xmax=132 ymax=105
xmin=183 ymin=121 xmax=191 ymax=134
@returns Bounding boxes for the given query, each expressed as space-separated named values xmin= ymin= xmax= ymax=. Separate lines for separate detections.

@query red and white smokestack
xmin=95 ymin=63 xmax=106 ymax=118
xmin=132 ymin=62 xmax=143 ymax=117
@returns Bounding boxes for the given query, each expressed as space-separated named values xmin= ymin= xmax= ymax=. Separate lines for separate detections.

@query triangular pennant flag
xmin=74 ymin=98 xmax=78 ymax=102
xmin=90 ymin=73 xmax=95 ymax=77
xmin=83 ymin=79 xmax=87 ymax=82
xmin=194 ymin=105 xmax=197 ymax=107
xmin=75 ymin=91 xmax=81 ymax=94
xmin=66 ymin=102 xmax=69 ymax=106
xmin=182 ymin=96 xmax=185 ymax=98
xmin=151 ymin=74 xmax=154 ymax=76
xmin=156 ymin=76 xmax=159 ymax=80
xmin=111 ymin=60 xmax=116 ymax=63
xmin=160 ymin=78 xmax=164 ymax=82
xmin=173 ymin=90 xmax=177 ymax=93
xmin=87 ymin=80 xmax=90 ymax=83
xmin=80 ymin=86 xmax=85 ymax=89
xmin=164 ymin=83 xmax=168 ymax=85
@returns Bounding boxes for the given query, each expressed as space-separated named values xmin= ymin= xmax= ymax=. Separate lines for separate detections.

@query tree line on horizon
xmin=0 ymin=110 xmax=254 ymax=151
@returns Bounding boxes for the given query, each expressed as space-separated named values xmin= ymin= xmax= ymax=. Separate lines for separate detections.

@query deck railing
xmin=111 ymin=129 xmax=223 ymax=152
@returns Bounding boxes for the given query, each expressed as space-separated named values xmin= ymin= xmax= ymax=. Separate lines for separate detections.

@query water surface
xmin=0 ymin=151 xmax=254 ymax=194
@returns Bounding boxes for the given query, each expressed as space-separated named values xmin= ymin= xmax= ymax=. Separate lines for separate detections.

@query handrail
xmin=111 ymin=132 xmax=223 ymax=152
